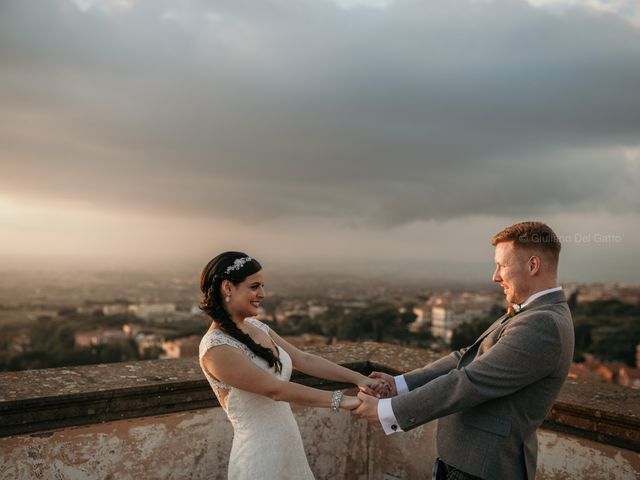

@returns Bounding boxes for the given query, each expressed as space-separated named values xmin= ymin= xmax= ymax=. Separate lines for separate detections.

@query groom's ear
xmin=527 ymin=255 xmax=541 ymax=276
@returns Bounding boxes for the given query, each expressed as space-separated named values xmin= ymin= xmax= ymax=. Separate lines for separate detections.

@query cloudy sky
xmin=1 ymin=0 xmax=639 ymax=282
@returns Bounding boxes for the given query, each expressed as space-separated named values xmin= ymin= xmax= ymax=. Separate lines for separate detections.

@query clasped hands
xmin=341 ymin=371 xmax=397 ymax=423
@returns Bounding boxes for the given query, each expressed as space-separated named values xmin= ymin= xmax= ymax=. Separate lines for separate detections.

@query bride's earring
xmin=225 ymin=295 xmax=231 ymax=303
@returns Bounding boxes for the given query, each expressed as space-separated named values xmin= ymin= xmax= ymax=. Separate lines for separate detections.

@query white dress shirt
xmin=377 ymin=286 xmax=563 ymax=435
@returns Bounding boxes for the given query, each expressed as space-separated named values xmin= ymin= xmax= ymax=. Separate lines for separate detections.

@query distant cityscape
xmin=0 ymin=270 xmax=638 ymax=388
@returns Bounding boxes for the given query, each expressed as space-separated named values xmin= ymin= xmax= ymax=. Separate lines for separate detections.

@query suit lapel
xmin=476 ymin=314 xmax=508 ymax=344
xmin=461 ymin=312 xmax=510 ymax=359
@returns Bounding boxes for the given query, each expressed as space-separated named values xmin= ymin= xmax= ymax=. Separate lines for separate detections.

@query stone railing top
xmin=0 ymin=357 xmax=205 ymax=403
xmin=0 ymin=341 xmax=439 ymax=404
xmin=0 ymin=342 xmax=638 ymax=450
xmin=301 ymin=341 xmax=443 ymax=374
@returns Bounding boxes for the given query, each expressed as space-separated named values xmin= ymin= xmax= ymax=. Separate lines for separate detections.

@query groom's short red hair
xmin=492 ymin=221 xmax=561 ymax=266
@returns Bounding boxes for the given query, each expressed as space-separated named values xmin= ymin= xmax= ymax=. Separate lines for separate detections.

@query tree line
xmin=2 ymin=297 xmax=637 ymax=371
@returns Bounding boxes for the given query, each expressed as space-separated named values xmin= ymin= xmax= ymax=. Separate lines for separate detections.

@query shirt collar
xmin=519 ymin=286 xmax=563 ymax=309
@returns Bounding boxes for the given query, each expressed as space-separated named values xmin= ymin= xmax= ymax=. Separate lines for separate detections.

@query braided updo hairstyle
xmin=200 ymin=251 xmax=282 ymax=373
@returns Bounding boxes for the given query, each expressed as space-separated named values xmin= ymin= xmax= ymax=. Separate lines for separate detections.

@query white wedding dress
xmin=199 ymin=318 xmax=315 ymax=479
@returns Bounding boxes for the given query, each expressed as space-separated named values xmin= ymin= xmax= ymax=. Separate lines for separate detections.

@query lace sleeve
xmin=199 ymin=330 xmax=254 ymax=360
xmin=246 ymin=318 xmax=271 ymax=334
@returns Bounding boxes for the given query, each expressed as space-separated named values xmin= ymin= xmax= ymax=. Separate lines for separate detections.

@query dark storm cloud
xmin=1 ymin=0 xmax=639 ymax=224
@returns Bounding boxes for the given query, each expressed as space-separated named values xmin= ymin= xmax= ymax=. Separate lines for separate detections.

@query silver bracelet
xmin=330 ymin=390 xmax=343 ymax=412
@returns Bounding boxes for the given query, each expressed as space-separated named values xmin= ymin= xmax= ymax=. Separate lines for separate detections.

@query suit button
xmin=391 ymin=424 xmax=398 ymax=431
xmin=409 ymin=417 xmax=416 ymax=423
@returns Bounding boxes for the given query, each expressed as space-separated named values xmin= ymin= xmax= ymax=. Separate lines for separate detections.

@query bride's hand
xmin=357 ymin=376 xmax=386 ymax=398
xmin=340 ymin=395 xmax=361 ymax=411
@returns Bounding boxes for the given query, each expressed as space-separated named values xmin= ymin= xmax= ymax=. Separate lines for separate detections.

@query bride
xmin=198 ymin=252 xmax=385 ymax=479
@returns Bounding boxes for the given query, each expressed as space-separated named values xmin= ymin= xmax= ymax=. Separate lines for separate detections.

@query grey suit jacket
xmin=391 ymin=290 xmax=574 ymax=480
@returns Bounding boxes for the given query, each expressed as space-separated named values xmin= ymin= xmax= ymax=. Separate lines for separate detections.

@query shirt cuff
xmin=395 ymin=375 xmax=409 ymax=395
xmin=378 ymin=398 xmax=404 ymax=435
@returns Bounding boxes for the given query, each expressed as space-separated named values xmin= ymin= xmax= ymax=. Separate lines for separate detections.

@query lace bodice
xmin=198 ymin=318 xmax=287 ymax=406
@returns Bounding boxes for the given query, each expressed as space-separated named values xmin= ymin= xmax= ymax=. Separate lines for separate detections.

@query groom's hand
xmin=352 ymin=391 xmax=379 ymax=423
xmin=358 ymin=376 xmax=385 ymax=398
xmin=369 ymin=371 xmax=397 ymax=397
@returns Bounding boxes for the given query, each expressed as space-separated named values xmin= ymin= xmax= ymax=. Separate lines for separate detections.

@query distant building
xmin=162 ymin=336 xmax=200 ymax=359
xmin=128 ymin=303 xmax=176 ymax=320
xmin=409 ymin=306 xmax=431 ymax=333
xmin=74 ymin=332 xmax=99 ymax=348
xmin=134 ymin=333 xmax=164 ymax=357
xmin=572 ymin=283 xmax=640 ymax=304
xmin=569 ymin=355 xmax=640 ymax=388
xmin=76 ymin=304 xmax=100 ymax=315
xmin=274 ymin=300 xmax=310 ymax=324
xmin=122 ymin=324 xmax=137 ymax=337
xmin=568 ymin=363 xmax=604 ymax=383
xmin=340 ymin=300 xmax=368 ymax=310
xmin=308 ymin=305 xmax=328 ymax=319
xmin=430 ymin=293 xmax=495 ymax=343
xmin=102 ymin=303 xmax=130 ymax=316
xmin=159 ymin=311 xmax=193 ymax=323
xmin=618 ymin=366 xmax=640 ymax=389
xmin=74 ymin=329 xmax=127 ymax=348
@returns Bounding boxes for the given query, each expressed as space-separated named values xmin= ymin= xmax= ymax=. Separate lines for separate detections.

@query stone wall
xmin=1 ymin=342 xmax=638 ymax=479
xmin=3 ymin=404 xmax=638 ymax=480
xmin=0 ymin=400 xmax=436 ymax=480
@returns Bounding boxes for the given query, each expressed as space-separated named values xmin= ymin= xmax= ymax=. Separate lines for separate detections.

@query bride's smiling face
xmin=224 ymin=270 xmax=265 ymax=319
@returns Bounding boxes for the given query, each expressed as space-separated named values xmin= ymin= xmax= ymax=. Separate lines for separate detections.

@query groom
xmin=353 ymin=221 xmax=574 ymax=480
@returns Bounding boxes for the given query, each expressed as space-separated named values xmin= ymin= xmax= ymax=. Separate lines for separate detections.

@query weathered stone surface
xmin=1 ymin=343 xmax=639 ymax=452
xmin=302 ymin=341 xmax=442 ymax=373
xmin=0 ymin=405 xmax=637 ymax=480
xmin=0 ymin=358 xmax=206 ymax=403
xmin=537 ymin=429 xmax=640 ymax=480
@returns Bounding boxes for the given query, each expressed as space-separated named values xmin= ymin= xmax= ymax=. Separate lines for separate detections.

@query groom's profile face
xmin=492 ymin=241 xmax=532 ymax=305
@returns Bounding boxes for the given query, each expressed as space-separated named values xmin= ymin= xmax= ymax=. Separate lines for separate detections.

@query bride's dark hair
xmin=200 ymin=251 xmax=282 ymax=373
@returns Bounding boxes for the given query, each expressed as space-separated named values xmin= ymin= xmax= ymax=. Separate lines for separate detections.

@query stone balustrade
xmin=1 ymin=342 xmax=638 ymax=479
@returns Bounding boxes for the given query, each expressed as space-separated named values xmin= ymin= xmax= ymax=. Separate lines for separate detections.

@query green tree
xmin=571 ymin=299 xmax=640 ymax=366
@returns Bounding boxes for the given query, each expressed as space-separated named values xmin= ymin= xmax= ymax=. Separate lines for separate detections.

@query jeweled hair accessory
xmin=225 ymin=256 xmax=252 ymax=275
